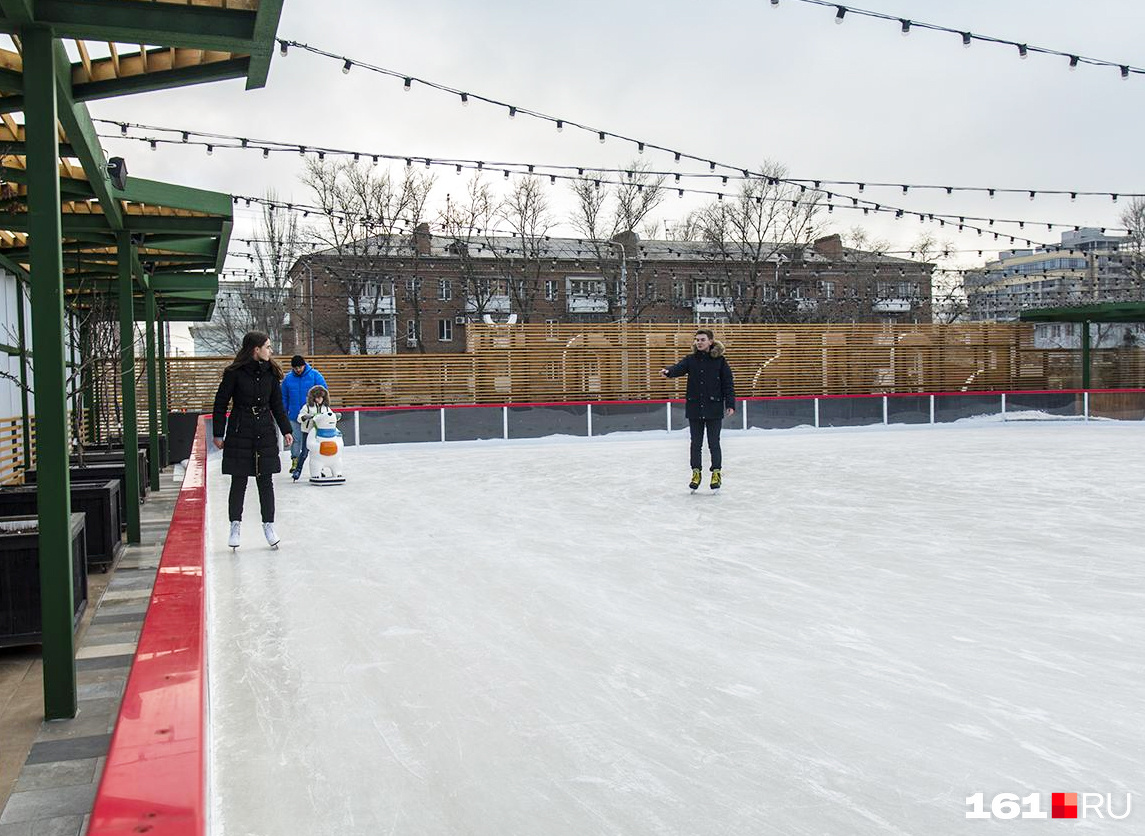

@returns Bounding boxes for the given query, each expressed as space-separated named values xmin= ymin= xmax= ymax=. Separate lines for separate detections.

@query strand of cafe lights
xmin=770 ymin=0 xmax=1144 ymax=81
xmin=100 ymin=124 xmax=1127 ymax=247
xmin=99 ymin=118 xmax=1144 ymax=207
xmin=271 ymin=36 xmax=1140 ymax=222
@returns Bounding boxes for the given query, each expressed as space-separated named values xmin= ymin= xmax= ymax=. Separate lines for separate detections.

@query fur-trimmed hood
xmin=709 ymin=340 xmax=726 ymax=359
xmin=306 ymin=384 xmax=330 ymax=408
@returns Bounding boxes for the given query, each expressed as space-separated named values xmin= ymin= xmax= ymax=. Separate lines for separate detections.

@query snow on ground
xmin=206 ymin=419 xmax=1145 ymax=835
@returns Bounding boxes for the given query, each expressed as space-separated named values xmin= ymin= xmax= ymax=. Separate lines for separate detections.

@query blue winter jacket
xmin=281 ymin=363 xmax=327 ymax=422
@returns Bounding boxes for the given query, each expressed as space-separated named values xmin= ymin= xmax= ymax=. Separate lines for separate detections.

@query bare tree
xmin=299 ymin=160 xmax=434 ymax=353
xmin=567 ymin=161 xmax=667 ymax=321
xmin=1119 ymin=197 xmax=1145 ymax=296
xmin=691 ymin=162 xmax=824 ymax=323
xmin=193 ymin=192 xmax=303 ymax=354
xmin=438 ymin=175 xmax=501 ymax=322
xmin=495 ymin=177 xmax=555 ymax=323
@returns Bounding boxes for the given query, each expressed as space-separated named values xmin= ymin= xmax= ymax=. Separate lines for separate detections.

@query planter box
xmin=0 ymin=513 xmax=88 ymax=648
xmin=69 ymin=449 xmax=150 ymax=497
xmin=28 ymin=457 xmax=148 ymax=510
xmin=0 ymin=480 xmax=124 ymax=572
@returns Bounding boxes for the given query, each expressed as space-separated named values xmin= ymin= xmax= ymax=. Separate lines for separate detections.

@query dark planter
xmin=0 ymin=480 xmax=124 ymax=572
xmin=0 ymin=513 xmax=88 ymax=648
xmin=167 ymin=412 xmax=204 ymax=464
xmin=70 ymin=449 xmax=150 ymax=497
xmin=139 ymin=434 xmax=169 ymax=469
xmin=26 ymin=463 xmax=142 ymax=525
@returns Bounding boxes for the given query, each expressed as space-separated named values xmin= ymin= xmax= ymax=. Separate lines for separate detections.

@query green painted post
xmin=1080 ymin=319 xmax=1091 ymax=390
xmin=24 ymin=25 xmax=78 ymax=720
xmin=145 ymin=287 xmax=160 ymax=490
xmin=157 ymin=314 xmax=169 ymax=436
xmin=118 ymin=234 xmax=142 ymax=543
xmin=14 ymin=275 xmax=31 ymax=470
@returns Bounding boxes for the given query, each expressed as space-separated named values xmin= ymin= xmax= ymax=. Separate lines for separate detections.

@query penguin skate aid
xmin=296 ymin=384 xmax=346 ymax=485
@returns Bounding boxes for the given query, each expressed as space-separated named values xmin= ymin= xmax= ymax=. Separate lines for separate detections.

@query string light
xmin=403 ymin=77 xmax=411 ymax=91
xmin=781 ymin=1 xmax=1144 ymax=80
xmin=278 ymin=39 xmax=288 ymax=57
xmin=102 ymin=119 xmax=1130 ymax=242
xmin=342 ymin=59 xmax=352 ymax=74
xmin=460 ymin=92 xmax=469 ymax=105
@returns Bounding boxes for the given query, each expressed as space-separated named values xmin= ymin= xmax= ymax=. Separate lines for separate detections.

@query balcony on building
xmin=347 ymin=294 xmax=395 ymax=315
xmin=693 ymin=296 xmax=734 ymax=315
xmin=872 ymin=298 xmax=912 ymax=313
xmin=567 ymin=295 xmax=609 ymax=314
xmin=349 ymin=335 xmax=395 ymax=354
xmin=465 ymin=295 xmax=512 ymax=314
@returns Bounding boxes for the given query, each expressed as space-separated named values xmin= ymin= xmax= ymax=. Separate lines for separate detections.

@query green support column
xmin=145 ymin=287 xmax=160 ymax=490
xmin=25 ymin=25 xmax=78 ymax=720
xmin=14 ymin=275 xmax=31 ymax=471
xmin=158 ymin=313 xmax=169 ymax=436
xmin=118 ymin=234 xmax=142 ymax=543
xmin=1080 ymin=319 xmax=1091 ymax=390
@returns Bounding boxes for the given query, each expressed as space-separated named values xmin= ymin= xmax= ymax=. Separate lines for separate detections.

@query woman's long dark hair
xmin=225 ymin=331 xmax=284 ymax=380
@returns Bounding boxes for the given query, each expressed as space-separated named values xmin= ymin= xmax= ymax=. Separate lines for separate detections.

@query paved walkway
xmin=0 ymin=471 xmax=178 ymax=836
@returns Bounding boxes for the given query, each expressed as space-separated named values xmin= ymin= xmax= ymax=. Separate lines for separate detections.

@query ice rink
xmin=205 ymin=419 xmax=1145 ymax=835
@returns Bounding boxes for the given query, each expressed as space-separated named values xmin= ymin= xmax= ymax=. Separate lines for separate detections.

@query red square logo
xmin=1052 ymin=793 xmax=1078 ymax=819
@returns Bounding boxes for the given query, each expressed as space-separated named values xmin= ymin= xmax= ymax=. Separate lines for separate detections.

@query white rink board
xmin=206 ymin=420 xmax=1145 ymax=835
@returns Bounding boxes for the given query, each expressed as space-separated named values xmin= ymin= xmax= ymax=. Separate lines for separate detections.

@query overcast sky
xmin=88 ymin=0 xmax=1144 ymax=346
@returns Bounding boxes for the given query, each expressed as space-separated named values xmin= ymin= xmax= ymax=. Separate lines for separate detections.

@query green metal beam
xmin=32 ymin=0 xmax=259 ymax=52
xmin=25 ymin=24 xmax=77 ymax=721
xmin=0 ymin=67 xmax=22 ymax=93
xmin=117 ymin=231 xmax=141 ymax=543
xmin=245 ymin=0 xmax=285 ymax=89
xmin=121 ymin=177 xmax=234 ymax=217
xmin=73 ymin=58 xmax=252 ymax=104
xmin=0 ymin=0 xmax=33 ymax=24
xmin=0 ymin=213 xmax=226 ymax=235
xmin=53 ymin=43 xmax=123 ymax=230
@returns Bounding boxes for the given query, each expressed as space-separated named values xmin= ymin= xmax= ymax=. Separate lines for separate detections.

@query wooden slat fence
xmin=164 ymin=323 xmax=1145 ymax=410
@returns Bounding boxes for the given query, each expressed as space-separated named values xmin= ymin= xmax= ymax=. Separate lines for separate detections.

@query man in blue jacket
xmin=282 ymin=354 xmax=327 ymax=479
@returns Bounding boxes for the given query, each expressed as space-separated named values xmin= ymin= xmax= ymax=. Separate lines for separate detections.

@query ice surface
xmin=206 ymin=419 xmax=1145 ymax=835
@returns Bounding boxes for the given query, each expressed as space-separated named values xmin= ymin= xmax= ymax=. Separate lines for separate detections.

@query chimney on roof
xmin=413 ymin=222 xmax=431 ymax=256
xmin=812 ymin=234 xmax=843 ymax=257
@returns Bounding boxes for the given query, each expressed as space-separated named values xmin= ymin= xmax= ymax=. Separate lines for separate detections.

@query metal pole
xmin=118 ymin=233 xmax=141 ymax=543
xmin=145 ymin=287 xmax=160 ymax=491
xmin=158 ymin=314 xmax=169 ymax=436
xmin=1080 ymin=319 xmax=1091 ymax=389
xmin=25 ymin=24 xmax=78 ymax=720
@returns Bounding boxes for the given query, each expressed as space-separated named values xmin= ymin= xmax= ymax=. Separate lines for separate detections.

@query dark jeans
xmin=296 ymin=434 xmax=309 ymax=472
xmin=689 ymin=418 xmax=723 ymax=470
xmin=229 ymin=472 xmax=275 ymax=523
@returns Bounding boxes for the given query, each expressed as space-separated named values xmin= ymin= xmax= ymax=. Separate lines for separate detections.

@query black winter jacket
xmin=212 ymin=360 xmax=291 ymax=477
xmin=665 ymin=342 xmax=736 ymax=420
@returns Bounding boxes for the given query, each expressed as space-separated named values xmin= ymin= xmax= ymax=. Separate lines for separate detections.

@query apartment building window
xmin=349 ymin=317 xmax=393 ymax=338
xmin=821 ymin=281 xmax=836 ymax=299
xmin=438 ymin=319 xmax=453 ymax=342
xmin=567 ymin=277 xmax=606 ymax=296
xmin=672 ymin=280 xmax=686 ymax=300
xmin=438 ymin=280 xmax=452 ymax=301
xmin=405 ymin=277 xmax=422 ymax=295
xmin=544 ymin=280 xmax=558 ymax=301
xmin=406 ymin=319 xmax=420 ymax=345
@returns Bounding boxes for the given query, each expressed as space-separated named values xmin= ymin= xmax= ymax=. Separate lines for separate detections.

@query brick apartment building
xmin=283 ymin=226 xmax=934 ymax=355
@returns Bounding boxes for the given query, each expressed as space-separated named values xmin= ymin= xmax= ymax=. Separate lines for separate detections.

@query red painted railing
xmin=87 ymin=417 xmax=208 ymax=836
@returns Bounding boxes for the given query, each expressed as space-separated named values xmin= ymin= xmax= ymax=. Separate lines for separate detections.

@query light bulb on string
xmin=460 ymin=92 xmax=469 ymax=106
xmin=556 ymin=120 xmax=563 ymax=132
xmin=149 ymin=139 xmax=157 ymax=151
xmin=342 ymin=60 xmax=352 ymax=74
xmin=206 ymin=144 xmax=213 ymax=155
xmin=278 ymin=40 xmax=288 ymax=57
xmin=1018 ymin=44 xmax=1028 ymax=59
xmin=900 ymin=19 xmax=911 ymax=36
xmin=1069 ymin=55 xmax=1079 ymax=70
xmin=961 ymin=31 xmax=972 ymax=47
xmin=508 ymin=106 xmax=516 ymax=119
xmin=834 ymin=6 xmax=846 ymax=24
xmin=263 ymin=148 xmax=269 ymax=159
xmin=1121 ymin=66 xmax=1130 ymax=80
xmin=403 ymin=77 xmax=412 ymax=92
xmin=598 ymin=132 xmax=605 ymax=144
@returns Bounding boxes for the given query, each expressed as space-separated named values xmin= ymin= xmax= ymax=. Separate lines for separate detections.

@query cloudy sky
xmin=88 ymin=0 xmax=1144 ymax=343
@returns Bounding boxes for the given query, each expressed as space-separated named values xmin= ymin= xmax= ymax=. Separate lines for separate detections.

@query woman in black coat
xmin=660 ymin=329 xmax=736 ymax=490
xmin=212 ymin=331 xmax=293 ymax=548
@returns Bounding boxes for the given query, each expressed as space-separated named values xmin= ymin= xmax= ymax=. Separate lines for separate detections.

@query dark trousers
xmin=689 ymin=418 xmax=723 ymax=470
xmin=228 ymin=472 xmax=275 ymax=523
xmin=296 ymin=434 xmax=309 ymax=471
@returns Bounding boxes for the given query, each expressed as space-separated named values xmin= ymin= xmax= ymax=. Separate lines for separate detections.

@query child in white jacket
xmin=293 ymin=385 xmax=339 ymax=480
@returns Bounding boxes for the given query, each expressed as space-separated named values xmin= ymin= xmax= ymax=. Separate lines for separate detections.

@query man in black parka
xmin=660 ymin=329 xmax=736 ymax=490
xmin=212 ymin=331 xmax=293 ymax=547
